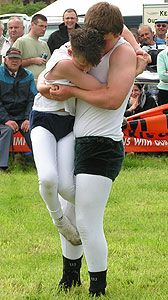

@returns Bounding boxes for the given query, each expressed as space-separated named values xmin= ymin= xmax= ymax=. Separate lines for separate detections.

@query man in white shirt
xmin=1 ymin=17 xmax=24 ymax=58
xmin=138 ymin=24 xmax=157 ymax=49
xmin=138 ymin=24 xmax=160 ymax=70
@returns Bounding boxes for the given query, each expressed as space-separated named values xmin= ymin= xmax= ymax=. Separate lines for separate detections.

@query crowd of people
xmin=0 ymin=1 xmax=167 ymax=297
xmin=127 ymin=18 xmax=168 ymax=115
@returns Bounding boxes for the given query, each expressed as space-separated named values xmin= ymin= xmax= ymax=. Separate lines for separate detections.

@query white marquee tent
xmin=38 ymin=0 xmax=165 ymax=17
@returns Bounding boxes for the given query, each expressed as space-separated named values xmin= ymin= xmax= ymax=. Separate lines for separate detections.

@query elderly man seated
xmin=0 ymin=47 xmax=37 ymax=171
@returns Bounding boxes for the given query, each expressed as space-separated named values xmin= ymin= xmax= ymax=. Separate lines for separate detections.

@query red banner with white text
xmin=10 ymin=104 xmax=168 ymax=153
xmin=123 ymin=104 xmax=168 ymax=152
xmin=9 ymin=131 xmax=31 ymax=152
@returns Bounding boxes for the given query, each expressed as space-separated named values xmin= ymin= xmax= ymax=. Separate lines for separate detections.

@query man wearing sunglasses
xmin=154 ymin=18 xmax=168 ymax=47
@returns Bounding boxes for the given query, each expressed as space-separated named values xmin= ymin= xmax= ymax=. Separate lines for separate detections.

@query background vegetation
xmin=0 ymin=1 xmax=47 ymax=16
xmin=0 ymin=153 xmax=168 ymax=299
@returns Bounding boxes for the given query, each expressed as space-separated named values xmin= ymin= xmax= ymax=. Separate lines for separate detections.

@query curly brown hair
xmin=70 ymin=27 xmax=106 ymax=67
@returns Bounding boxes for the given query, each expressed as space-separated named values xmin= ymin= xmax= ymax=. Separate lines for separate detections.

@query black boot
xmin=58 ymin=255 xmax=82 ymax=290
xmin=89 ymin=270 xmax=107 ymax=297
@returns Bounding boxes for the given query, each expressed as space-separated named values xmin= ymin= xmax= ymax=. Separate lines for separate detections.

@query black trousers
xmin=158 ymin=89 xmax=168 ymax=106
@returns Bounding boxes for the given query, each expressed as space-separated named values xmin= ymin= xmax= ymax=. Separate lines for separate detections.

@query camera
xmin=41 ymin=53 xmax=48 ymax=59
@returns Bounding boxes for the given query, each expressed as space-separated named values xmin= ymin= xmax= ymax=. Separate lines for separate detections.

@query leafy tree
xmin=0 ymin=2 xmax=47 ymax=16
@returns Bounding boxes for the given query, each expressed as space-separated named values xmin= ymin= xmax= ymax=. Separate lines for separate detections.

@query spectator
xmin=0 ymin=47 xmax=37 ymax=172
xmin=47 ymin=8 xmax=80 ymax=54
xmin=13 ymin=14 xmax=51 ymax=84
xmin=138 ymin=24 xmax=158 ymax=71
xmin=138 ymin=24 xmax=156 ymax=48
xmin=124 ymin=83 xmax=157 ymax=117
xmin=130 ymin=27 xmax=140 ymax=44
xmin=1 ymin=17 xmax=25 ymax=57
xmin=154 ymin=19 xmax=168 ymax=47
xmin=0 ymin=21 xmax=8 ymax=54
xmin=157 ymin=47 xmax=168 ymax=105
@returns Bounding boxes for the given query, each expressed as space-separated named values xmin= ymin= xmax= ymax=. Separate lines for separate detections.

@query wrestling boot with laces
xmin=89 ymin=270 xmax=107 ymax=297
xmin=58 ymin=256 xmax=82 ymax=290
xmin=54 ymin=215 xmax=82 ymax=246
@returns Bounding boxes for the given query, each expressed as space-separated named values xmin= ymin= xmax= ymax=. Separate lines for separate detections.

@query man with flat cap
xmin=0 ymin=47 xmax=37 ymax=171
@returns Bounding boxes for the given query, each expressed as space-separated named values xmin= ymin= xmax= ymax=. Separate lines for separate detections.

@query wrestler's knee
xmin=39 ymin=170 xmax=58 ymax=190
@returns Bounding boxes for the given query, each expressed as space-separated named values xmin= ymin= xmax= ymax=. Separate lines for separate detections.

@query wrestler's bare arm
xmin=46 ymin=59 xmax=105 ymax=90
xmin=36 ymin=70 xmax=53 ymax=98
xmin=50 ymin=43 xmax=137 ymax=110
xmin=37 ymin=60 xmax=105 ymax=98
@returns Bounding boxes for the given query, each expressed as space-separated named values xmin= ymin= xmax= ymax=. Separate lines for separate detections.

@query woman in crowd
xmin=124 ymin=83 xmax=157 ymax=117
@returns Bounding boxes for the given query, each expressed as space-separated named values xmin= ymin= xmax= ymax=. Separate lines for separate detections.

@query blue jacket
xmin=0 ymin=63 xmax=37 ymax=123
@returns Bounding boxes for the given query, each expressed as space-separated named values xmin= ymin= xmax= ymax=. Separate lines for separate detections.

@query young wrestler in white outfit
xmin=30 ymin=28 xmax=106 ymax=246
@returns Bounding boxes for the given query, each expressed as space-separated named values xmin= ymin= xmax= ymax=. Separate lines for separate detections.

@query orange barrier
xmin=123 ymin=104 xmax=168 ymax=152
xmin=10 ymin=104 xmax=168 ymax=153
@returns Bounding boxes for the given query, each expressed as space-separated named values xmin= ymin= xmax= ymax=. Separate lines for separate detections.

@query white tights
xmin=60 ymin=174 xmax=112 ymax=272
xmin=31 ymin=126 xmax=112 ymax=271
xmin=31 ymin=126 xmax=75 ymax=221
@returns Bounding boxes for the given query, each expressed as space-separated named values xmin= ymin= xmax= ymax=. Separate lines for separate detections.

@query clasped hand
xmin=49 ymin=84 xmax=73 ymax=101
xmin=135 ymin=49 xmax=151 ymax=76
xmin=5 ymin=120 xmax=29 ymax=133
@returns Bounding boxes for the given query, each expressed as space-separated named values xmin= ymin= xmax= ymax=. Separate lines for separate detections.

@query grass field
xmin=0 ymin=153 xmax=168 ymax=300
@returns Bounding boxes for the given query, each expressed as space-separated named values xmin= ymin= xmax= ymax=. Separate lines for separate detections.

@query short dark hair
xmin=31 ymin=14 xmax=47 ymax=24
xmin=63 ymin=8 xmax=78 ymax=17
xmin=70 ymin=27 xmax=106 ymax=67
xmin=135 ymin=83 xmax=143 ymax=90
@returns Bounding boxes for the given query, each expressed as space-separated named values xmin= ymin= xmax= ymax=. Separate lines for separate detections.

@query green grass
xmin=0 ymin=153 xmax=168 ymax=300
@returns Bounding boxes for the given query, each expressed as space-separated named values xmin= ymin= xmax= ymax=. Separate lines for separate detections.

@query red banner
xmin=123 ymin=104 xmax=168 ymax=152
xmin=10 ymin=104 xmax=168 ymax=153
xmin=9 ymin=131 xmax=31 ymax=152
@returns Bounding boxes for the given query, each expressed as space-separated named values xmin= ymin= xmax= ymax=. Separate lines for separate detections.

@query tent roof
xmin=38 ymin=0 xmax=165 ymax=17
